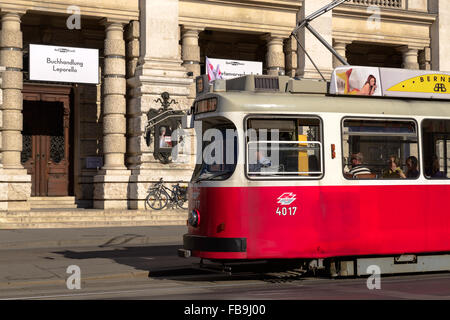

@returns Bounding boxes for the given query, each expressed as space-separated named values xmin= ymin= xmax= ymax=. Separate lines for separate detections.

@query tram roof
xmin=212 ymin=91 xmax=450 ymax=118
xmin=194 ymin=67 xmax=450 ymax=118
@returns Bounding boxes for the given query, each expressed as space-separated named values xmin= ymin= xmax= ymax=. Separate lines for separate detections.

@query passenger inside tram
xmin=348 ymin=152 xmax=371 ymax=178
xmin=405 ymin=156 xmax=419 ymax=179
xmin=425 ymin=155 xmax=445 ymax=178
xmin=248 ymin=150 xmax=272 ymax=173
xmin=382 ymin=155 xmax=406 ymax=179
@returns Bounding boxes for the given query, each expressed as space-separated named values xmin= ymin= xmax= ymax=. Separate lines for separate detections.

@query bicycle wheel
xmin=146 ymin=188 xmax=169 ymax=210
xmin=175 ymin=189 xmax=188 ymax=210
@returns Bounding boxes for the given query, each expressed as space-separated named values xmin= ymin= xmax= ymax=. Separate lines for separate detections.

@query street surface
xmin=0 ymin=226 xmax=449 ymax=302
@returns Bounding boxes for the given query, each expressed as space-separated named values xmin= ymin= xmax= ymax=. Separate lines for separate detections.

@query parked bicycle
xmin=145 ymin=178 xmax=188 ymax=210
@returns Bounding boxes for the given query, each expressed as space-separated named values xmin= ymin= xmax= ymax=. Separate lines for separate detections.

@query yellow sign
xmin=387 ymin=74 xmax=450 ymax=94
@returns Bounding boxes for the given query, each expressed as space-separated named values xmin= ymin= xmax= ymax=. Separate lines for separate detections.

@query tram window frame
xmin=421 ymin=119 xmax=450 ymax=180
xmin=191 ymin=117 xmax=239 ymax=183
xmin=244 ymin=114 xmax=324 ymax=181
xmin=341 ymin=117 xmax=420 ymax=180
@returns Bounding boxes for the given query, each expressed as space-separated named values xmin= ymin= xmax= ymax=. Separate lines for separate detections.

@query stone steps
xmin=0 ymin=220 xmax=187 ymax=229
xmin=0 ymin=209 xmax=184 ymax=217
xmin=29 ymin=197 xmax=78 ymax=209
xmin=0 ymin=209 xmax=188 ymax=229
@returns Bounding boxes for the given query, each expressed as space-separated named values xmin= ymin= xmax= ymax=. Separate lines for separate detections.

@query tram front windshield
xmin=192 ymin=117 xmax=238 ymax=182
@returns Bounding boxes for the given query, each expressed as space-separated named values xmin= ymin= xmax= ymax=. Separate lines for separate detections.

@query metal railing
xmin=350 ymin=0 xmax=404 ymax=9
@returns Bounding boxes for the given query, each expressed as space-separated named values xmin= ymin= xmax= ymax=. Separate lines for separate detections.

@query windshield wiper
xmin=194 ymin=172 xmax=232 ymax=183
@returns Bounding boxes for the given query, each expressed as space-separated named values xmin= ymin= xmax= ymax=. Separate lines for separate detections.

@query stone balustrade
xmin=350 ymin=0 xmax=404 ymax=9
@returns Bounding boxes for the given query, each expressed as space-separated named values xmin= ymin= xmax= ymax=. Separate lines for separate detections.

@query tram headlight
xmin=188 ymin=209 xmax=200 ymax=228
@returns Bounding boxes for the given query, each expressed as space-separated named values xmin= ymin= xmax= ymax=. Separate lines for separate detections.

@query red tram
xmin=179 ymin=67 xmax=450 ymax=276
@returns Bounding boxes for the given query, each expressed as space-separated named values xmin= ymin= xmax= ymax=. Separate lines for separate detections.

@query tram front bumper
xmin=182 ymin=234 xmax=247 ymax=253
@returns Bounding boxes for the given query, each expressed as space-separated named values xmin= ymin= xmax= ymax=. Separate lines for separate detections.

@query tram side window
xmin=342 ymin=119 xmax=419 ymax=179
xmin=192 ymin=117 xmax=238 ymax=182
xmin=422 ymin=119 xmax=450 ymax=179
xmin=246 ymin=117 xmax=322 ymax=179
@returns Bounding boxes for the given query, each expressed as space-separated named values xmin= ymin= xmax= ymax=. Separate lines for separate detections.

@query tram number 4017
xmin=276 ymin=207 xmax=297 ymax=216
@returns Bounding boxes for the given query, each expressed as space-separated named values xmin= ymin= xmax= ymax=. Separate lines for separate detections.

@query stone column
xmin=264 ymin=34 xmax=285 ymax=76
xmin=284 ymin=36 xmax=297 ymax=78
xmin=400 ymin=46 xmax=420 ymax=69
xmin=297 ymin=0 xmax=333 ymax=79
xmin=0 ymin=65 xmax=4 ymax=167
xmin=181 ymin=26 xmax=203 ymax=99
xmin=333 ymin=40 xmax=351 ymax=68
xmin=0 ymin=11 xmax=31 ymax=211
xmin=430 ymin=0 xmax=450 ymax=71
xmin=125 ymin=21 xmax=140 ymax=171
xmin=126 ymin=21 xmax=140 ymax=79
xmin=94 ymin=19 xmax=130 ymax=210
xmin=127 ymin=0 xmax=193 ymax=209
xmin=419 ymin=47 xmax=431 ymax=70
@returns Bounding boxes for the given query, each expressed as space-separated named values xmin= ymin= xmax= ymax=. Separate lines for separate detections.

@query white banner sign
xmin=206 ymin=57 xmax=262 ymax=80
xmin=29 ymin=44 xmax=99 ymax=84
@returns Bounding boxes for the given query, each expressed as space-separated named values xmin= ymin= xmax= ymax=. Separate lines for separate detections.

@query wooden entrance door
xmin=21 ymin=85 xmax=71 ymax=196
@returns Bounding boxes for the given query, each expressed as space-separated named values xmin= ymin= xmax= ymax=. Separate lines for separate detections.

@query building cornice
xmin=180 ymin=0 xmax=298 ymax=38
xmin=0 ymin=0 xmax=139 ymax=23
xmin=333 ymin=30 xmax=430 ymax=50
xmin=182 ymin=0 xmax=302 ymax=11
xmin=334 ymin=4 xmax=436 ymax=26
xmin=179 ymin=16 xmax=293 ymax=38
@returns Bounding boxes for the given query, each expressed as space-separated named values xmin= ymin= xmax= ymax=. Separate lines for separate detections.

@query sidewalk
xmin=0 ymin=225 xmax=187 ymax=250
xmin=0 ymin=226 xmax=192 ymax=291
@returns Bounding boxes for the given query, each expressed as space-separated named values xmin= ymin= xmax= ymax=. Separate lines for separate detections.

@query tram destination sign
xmin=330 ymin=66 xmax=450 ymax=100
xmin=29 ymin=44 xmax=99 ymax=84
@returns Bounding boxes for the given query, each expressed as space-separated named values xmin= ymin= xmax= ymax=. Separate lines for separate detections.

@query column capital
xmin=333 ymin=38 xmax=353 ymax=45
xmin=333 ymin=40 xmax=352 ymax=49
xmin=100 ymin=17 xmax=129 ymax=27
xmin=262 ymin=33 xmax=286 ymax=44
xmin=0 ymin=8 xmax=27 ymax=17
xmin=181 ymin=25 xmax=205 ymax=33
xmin=398 ymin=45 xmax=421 ymax=53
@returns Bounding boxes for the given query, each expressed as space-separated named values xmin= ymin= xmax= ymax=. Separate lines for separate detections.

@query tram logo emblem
xmin=434 ymin=83 xmax=447 ymax=93
xmin=277 ymin=193 xmax=296 ymax=206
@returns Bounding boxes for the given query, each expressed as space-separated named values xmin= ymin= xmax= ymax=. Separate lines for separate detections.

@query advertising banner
xmin=380 ymin=68 xmax=450 ymax=99
xmin=330 ymin=66 xmax=450 ymax=100
xmin=330 ymin=66 xmax=382 ymax=97
xmin=29 ymin=44 xmax=99 ymax=84
xmin=206 ymin=57 xmax=262 ymax=81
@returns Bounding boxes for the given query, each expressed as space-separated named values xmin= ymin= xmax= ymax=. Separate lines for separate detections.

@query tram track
xmin=4 ymin=270 xmax=450 ymax=300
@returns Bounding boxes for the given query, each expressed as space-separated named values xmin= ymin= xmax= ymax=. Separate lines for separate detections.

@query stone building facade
xmin=0 ymin=0 xmax=448 ymax=211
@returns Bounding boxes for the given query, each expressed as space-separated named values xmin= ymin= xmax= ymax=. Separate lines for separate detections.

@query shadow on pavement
xmin=51 ymin=245 xmax=229 ymax=281
xmin=53 ymin=245 xmax=318 ymax=283
xmin=53 ymin=245 xmax=192 ymax=275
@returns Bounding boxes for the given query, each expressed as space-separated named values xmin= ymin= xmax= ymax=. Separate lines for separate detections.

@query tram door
xmin=21 ymin=99 xmax=70 ymax=196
